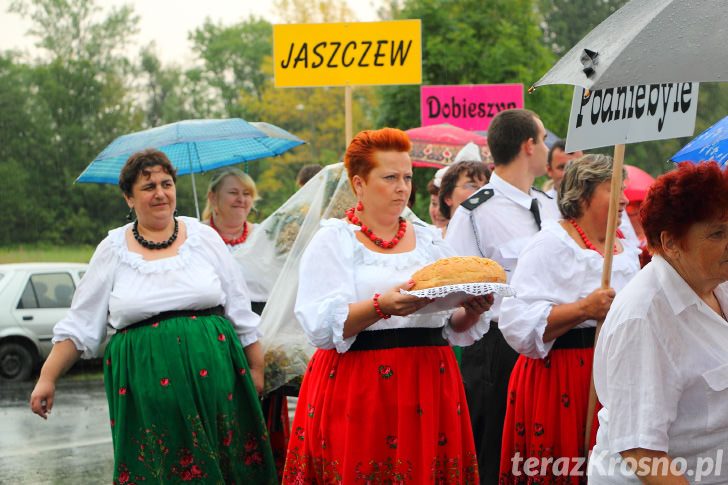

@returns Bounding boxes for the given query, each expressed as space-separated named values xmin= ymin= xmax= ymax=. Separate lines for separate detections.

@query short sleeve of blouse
xmin=294 ymin=221 xmax=358 ymax=351
xmin=52 ymin=235 xmax=117 ymax=358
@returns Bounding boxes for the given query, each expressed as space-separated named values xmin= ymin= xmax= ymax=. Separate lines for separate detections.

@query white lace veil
xmin=233 ymin=162 xmax=423 ymax=394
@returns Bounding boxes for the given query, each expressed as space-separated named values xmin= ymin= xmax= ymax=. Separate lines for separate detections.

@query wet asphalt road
xmin=0 ymin=371 xmax=113 ymax=485
xmin=0 ymin=368 xmax=298 ymax=484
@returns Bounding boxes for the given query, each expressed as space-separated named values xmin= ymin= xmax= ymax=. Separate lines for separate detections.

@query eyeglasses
xmin=455 ymin=183 xmax=482 ymax=191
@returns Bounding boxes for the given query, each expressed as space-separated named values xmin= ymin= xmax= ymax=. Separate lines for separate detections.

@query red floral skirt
xmin=282 ymin=345 xmax=479 ymax=484
xmin=498 ymin=348 xmax=599 ymax=485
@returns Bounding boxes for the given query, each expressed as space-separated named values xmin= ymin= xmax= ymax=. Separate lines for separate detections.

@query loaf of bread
xmin=410 ymin=256 xmax=506 ymax=290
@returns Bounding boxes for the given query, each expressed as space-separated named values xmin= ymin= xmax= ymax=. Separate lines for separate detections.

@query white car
xmin=0 ymin=262 xmax=89 ymax=381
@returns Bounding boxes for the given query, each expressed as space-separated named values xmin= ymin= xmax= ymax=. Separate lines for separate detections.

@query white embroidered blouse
xmin=294 ymin=218 xmax=492 ymax=353
xmin=499 ymin=219 xmax=641 ymax=359
xmin=53 ymin=216 xmax=261 ymax=358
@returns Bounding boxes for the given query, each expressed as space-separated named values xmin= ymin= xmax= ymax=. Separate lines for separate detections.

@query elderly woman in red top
xmin=283 ymin=128 xmax=495 ymax=484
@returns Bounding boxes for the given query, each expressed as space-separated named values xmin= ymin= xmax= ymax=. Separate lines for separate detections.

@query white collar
xmin=488 ymin=172 xmax=538 ymax=211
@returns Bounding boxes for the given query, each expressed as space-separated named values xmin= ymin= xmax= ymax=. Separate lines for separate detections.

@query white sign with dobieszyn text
xmin=565 ymin=83 xmax=699 ymax=153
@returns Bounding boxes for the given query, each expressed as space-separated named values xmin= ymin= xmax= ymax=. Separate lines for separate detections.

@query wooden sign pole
xmin=583 ymin=143 xmax=625 ymax=457
xmin=345 ymin=85 xmax=353 ymax=148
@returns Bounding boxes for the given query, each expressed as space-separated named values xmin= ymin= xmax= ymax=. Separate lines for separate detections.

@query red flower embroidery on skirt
xmin=190 ymin=316 xmax=197 ymax=320
xmin=199 ymin=369 xmax=208 ymax=377
xmin=439 ymin=360 xmax=446 ymax=374
xmin=534 ymin=423 xmax=545 ymax=436
xmin=244 ymin=451 xmax=262 ymax=465
xmin=238 ymin=368 xmax=246 ymax=375
xmin=119 ymin=387 xmax=127 ymax=395
xmin=160 ymin=378 xmax=169 ymax=386
xmin=180 ymin=453 xmax=194 ymax=466
xmin=227 ymin=393 xmax=233 ymax=400
xmin=438 ymin=432 xmax=448 ymax=446
xmin=386 ymin=435 xmax=398 ymax=449
xmin=106 ymin=358 xmax=111 ymax=366
xmin=245 ymin=438 xmax=258 ymax=452
xmin=118 ymin=470 xmax=130 ymax=483
xmin=218 ymin=334 xmax=226 ymax=341
xmin=379 ymin=365 xmax=394 ymax=379
xmin=152 ymin=322 xmax=159 ymax=327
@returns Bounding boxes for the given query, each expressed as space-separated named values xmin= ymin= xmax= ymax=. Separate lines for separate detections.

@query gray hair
xmin=558 ymin=154 xmax=625 ymax=219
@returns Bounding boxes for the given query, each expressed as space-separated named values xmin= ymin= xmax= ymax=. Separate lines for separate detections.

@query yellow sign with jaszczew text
xmin=273 ymin=20 xmax=422 ymax=88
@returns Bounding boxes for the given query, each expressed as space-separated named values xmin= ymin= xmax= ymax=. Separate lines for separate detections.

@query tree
xmin=9 ymin=0 xmax=139 ymax=71
xmin=189 ymin=16 xmax=273 ymax=118
xmin=377 ymin=0 xmax=569 ymax=134
xmin=538 ymin=0 xmax=628 ymax=56
xmin=2 ymin=0 xmax=142 ymax=245
xmin=273 ymin=0 xmax=356 ymax=23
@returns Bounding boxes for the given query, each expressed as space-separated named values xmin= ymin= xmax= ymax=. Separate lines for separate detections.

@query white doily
xmin=401 ymin=282 xmax=516 ymax=314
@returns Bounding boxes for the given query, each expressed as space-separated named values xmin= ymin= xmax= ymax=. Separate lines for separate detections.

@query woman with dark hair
xmin=498 ymin=154 xmax=640 ymax=483
xmin=427 ymin=178 xmax=449 ymax=231
xmin=30 ymin=149 xmax=277 ymax=483
xmin=283 ymin=128 xmax=494 ymax=483
xmin=589 ymin=161 xmax=728 ymax=484
xmin=438 ymin=161 xmax=491 ymax=221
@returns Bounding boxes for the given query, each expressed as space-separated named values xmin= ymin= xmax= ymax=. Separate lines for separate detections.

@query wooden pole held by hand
xmin=583 ymin=143 xmax=625 ymax=457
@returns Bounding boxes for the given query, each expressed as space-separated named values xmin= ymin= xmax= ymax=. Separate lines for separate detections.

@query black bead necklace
xmin=133 ymin=218 xmax=179 ymax=249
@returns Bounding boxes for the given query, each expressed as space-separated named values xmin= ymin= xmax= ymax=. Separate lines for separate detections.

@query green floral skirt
xmin=103 ymin=313 xmax=277 ymax=484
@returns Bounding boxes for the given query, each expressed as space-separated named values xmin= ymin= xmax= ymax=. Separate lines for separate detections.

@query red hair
xmin=641 ymin=161 xmax=728 ymax=254
xmin=344 ymin=128 xmax=411 ymax=192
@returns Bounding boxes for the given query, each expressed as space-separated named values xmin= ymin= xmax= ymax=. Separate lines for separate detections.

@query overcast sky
xmin=0 ymin=0 xmax=383 ymax=63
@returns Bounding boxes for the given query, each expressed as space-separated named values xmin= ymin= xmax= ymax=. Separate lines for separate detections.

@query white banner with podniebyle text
xmin=565 ymin=83 xmax=699 ymax=153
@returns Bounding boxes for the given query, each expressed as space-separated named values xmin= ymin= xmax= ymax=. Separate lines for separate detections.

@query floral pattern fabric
xmin=105 ymin=314 xmax=278 ymax=484
xmin=498 ymin=347 xmax=598 ymax=485
xmin=283 ymin=346 xmax=479 ymax=484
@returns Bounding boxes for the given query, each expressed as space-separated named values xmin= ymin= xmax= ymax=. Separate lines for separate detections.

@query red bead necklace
xmin=568 ymin=218 xmax=617 ymax=257
xmin=346 ymin=207 xmax=407 ymax=249
xmin=210 ymin=217 xmax=248 ymax=246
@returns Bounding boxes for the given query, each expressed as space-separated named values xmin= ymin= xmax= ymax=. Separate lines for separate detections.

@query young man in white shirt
xmin=445 ymin=108 xmax=559 ymax=483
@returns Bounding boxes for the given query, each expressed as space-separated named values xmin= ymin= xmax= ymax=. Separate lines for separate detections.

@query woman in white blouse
xmin=202 ymin=167 xmax=264 ymax=307
xmin=282 ymin=128 xmax=494 ymax=484
xmin=498 ymin=155 xmax=640 ymax=483
xmin=30 ymin=149 xmax=277 ymax=484
xmin=589 ymin=161 xmax=728 ymax=484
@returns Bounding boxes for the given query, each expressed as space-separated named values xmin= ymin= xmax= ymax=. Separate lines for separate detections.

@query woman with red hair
xmin=589 ymin=161 xmax=728 ymax=483
xmin=283 ymin=127 xmax=494 ymax=483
